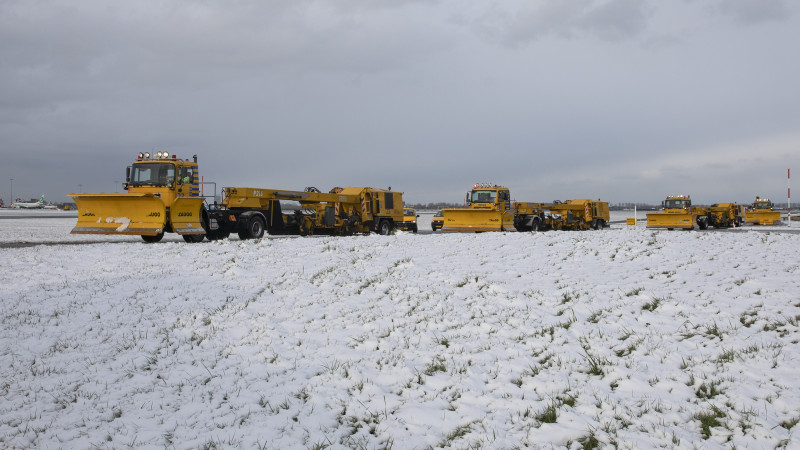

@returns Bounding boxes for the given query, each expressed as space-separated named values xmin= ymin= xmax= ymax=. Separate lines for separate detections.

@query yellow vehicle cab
xmin=397 ymin=207 xmax=419 ymax=233
xmin=431 ymin=210 xmax=444 ymax=231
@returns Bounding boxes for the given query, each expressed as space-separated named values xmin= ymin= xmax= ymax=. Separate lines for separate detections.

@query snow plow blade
xmin=645 ymin=212 xmax=695 ymax=230
xmin=69 ymin=193 xmax=167 ymax=235
xmin=441 ymin=209 xmax=516 ymax=232
xmin=69 ymin=193 xmax=203 ymax=236
xmin=169 ymin=197 xmax=206 ymax=235
xmin=745 ymin=211 xmax=781 ymax=225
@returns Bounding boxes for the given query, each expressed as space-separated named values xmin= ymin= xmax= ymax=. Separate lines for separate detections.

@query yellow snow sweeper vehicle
xmin=705 ymin=203 xmax=746 ymax=228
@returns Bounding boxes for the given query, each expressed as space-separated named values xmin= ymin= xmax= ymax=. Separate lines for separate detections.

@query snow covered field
xmin=1 ymin=213 xmax=799 ymax=448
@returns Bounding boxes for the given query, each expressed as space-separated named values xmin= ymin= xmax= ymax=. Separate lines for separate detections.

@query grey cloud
xmin=472 ymin=0 xmax=652 ymax=47
xmin=1 ymin=0 xmax=799 ymax=205
xmin=717 ymin=0 xmax=790 ymax=25
xmin=576 ymin=0 xmax=651 ymax=41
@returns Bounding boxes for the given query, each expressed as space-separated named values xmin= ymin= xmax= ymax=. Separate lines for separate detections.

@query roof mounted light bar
xmin=137 ymin=151 xmax=178 ymax=160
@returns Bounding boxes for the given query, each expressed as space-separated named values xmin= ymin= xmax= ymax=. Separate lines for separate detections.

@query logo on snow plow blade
xmin=177 ymin=212 xmax=193 ymax=217
xmin=147 ymin=211 xmax=161 ymax=217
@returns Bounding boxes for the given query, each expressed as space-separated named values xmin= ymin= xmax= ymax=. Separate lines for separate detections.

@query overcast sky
xmin=2 ymin=0 xmax=799 ymax=205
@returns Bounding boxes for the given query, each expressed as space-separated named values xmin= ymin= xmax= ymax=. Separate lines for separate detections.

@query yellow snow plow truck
xmin=745 ymin=197 xmax=781 ymax=225
xmin=70 ymin=152 xmax=206 ymax=242
xmin=646 ymin=195 xmax=709 ymax=230
xmin=441 ymin=183 xmax=516 ymax=232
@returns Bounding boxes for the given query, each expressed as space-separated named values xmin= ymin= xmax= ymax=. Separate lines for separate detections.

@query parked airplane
xmin=10 ymin=195 xmax=58 ymax=209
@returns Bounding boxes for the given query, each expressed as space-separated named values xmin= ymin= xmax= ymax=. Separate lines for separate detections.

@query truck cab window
xmin=180 ymin=167 xmax=195 ymax=184
xmin=472 ymin=190 xmax=497 ymax=203
xmin=130 ymin=163 xmax=176 ymax=187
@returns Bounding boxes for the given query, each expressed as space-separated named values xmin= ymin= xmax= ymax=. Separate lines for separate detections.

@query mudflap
xmin=645 ymin=212 xmax=695 ymax=230
xmin=441 ymin=209 xmax=517 ymax=232
xmin=69 ymin=193 xmax=167 ymax=236
xmin=171 ymin=197 xmax=206 ymax=235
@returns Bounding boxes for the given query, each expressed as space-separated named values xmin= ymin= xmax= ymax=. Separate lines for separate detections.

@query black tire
xmin=238 ymin=215 xmax=265 ymax=240
xmin=206 ymin=229 xmax=229 ymax=241
xmin=378 ymin=220 xmax=392 ymax=236
xmin=182 ymin=234 xmax=205 ymax=243
xmin=141 ymin=233 xmax=164 ymax=243
xmin=299 ymin=217 xmax=314 ymax=236
xmin=412 ymin=224 xmax=418 ymax=233
xmin=531 ymin=219 xmax=540 ymax=232
xmin=595 ymin=219 xmax=605 ymax=230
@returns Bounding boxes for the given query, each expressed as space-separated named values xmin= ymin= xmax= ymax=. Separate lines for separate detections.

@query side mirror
xmin=125 ymin=167 xmax=131 ymax=183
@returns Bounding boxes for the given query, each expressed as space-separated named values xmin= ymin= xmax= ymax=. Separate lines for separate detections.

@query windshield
xmin=664 ymin=199 xmax=690 ymax=209
xmin=130 ymin=163 xmax=176 ymax=187
xmin=434 ymin=211 xmax=443 ymax=217
xmin=471 ymin=190 xmax=497 ymax=203
xmin=404 ymin=209 xmax=415 ymax=216
xmin=753 ymin=201 xmax=773 ymax=209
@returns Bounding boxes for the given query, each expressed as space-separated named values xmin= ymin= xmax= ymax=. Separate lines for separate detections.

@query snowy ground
xmin=1 ymin=212 xmax=799 ymax=448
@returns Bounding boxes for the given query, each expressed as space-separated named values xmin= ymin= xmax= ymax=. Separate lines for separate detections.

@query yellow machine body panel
xmin=69 ymin=193 xmax=169 ymax=236
xmin=745 ymin=198 xmax=781 ymax=225
xmin=646 ymin=211 xmax=696 ymax=229
xmin=441 ymin=184 xmax=516 ymax=232
xmin=441 ymin=208 xmax=516 ymax=232
xmin=514 ymin=202 xmax=545 ymax=216
xmin=169 ymin=197 xmax=206 ymax=234
xmin=746 ymin=210 xmax=781 ymax=225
